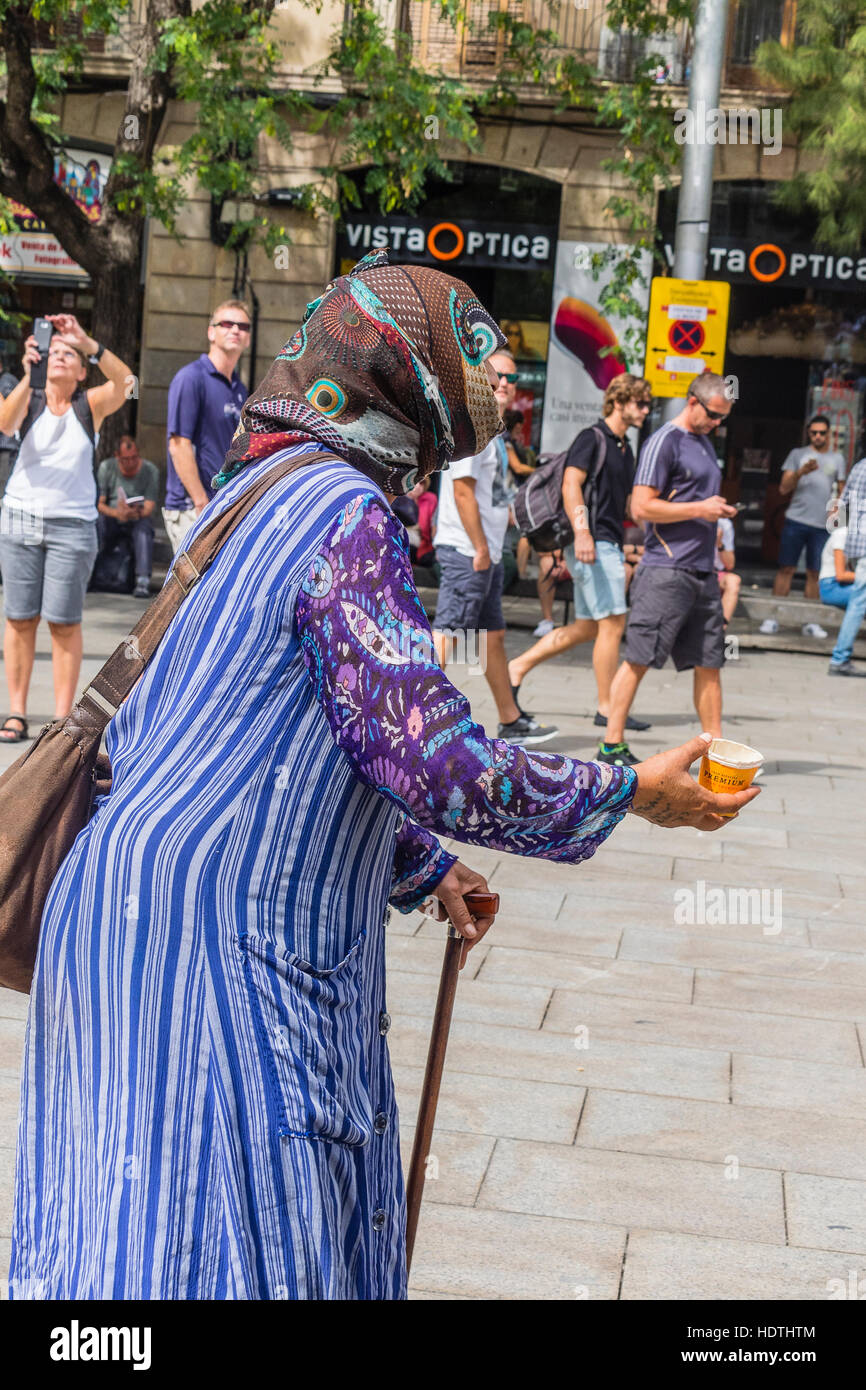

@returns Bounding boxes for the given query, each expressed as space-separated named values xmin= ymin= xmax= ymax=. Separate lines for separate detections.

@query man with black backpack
xmin=432 ymin=346 xmax=558 ymax=744
xmin=509 ymin=374 xmax=654 ymax=729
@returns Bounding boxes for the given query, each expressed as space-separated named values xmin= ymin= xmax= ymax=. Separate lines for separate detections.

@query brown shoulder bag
xmin=0 ymin=450 xmax=332 ymax=993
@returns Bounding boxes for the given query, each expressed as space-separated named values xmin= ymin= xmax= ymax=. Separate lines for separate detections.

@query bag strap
xmin=79 ymin=448 xmax=335 ymax=725
xmin=20 ymin=388 xmax=94 ymax=447
xmin=591 ymin=425 xmax=607 ymax=478
xmin=581 ymin=426 xmax=608 ymax=538
xmin=19 ymin=388 xmax=46 ymax=443
xmin=71 ymin=388 xmax=96 ymax=448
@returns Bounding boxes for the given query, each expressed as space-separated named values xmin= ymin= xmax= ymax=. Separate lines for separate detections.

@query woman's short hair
xmin=602 ymin=373 xmax=652 ymax=417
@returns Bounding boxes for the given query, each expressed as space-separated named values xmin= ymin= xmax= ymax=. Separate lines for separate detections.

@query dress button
xmin=373 ymin=1111 xmax=388 ymax=1135
xmin=378 ymin=1011 xmax=391 ymax=1036
xmin=372 ymin=1208 xmax=387 ymax=1232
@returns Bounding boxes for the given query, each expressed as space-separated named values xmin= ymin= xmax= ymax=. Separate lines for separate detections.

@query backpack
xmin=19 ymin=388 xmax=96 ymax=448
xmin=513 ymin=426 xmax=607 ymax=553
xmin=88 ymin=533 xmax=134 ymax=594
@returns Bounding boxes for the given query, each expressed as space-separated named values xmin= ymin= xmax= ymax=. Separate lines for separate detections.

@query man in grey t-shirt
xmin=773 ymin=415 xmax=847 ymax=600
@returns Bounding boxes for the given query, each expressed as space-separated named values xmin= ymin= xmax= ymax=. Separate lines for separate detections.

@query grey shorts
xmin=433 ymin=545 xmax=505 ymax=632
xmin=623 ymin=564 xmax=725 ymax=671
xmin=0 ymin=511 xmax=98 ymax=624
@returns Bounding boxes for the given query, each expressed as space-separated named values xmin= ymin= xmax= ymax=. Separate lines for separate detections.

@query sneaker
xmin=597 ymin=742 xmax=639 ymax=767
xmin=133 ymin=578 xmax=151 ymax=598
xmin=594 ymin=711 xmax=652 ymax=732
xmin=533 ymin=618 xmax=555 ymax=638
xmin=802 ymin=622 xmax=828 ymax=639
xmin=828 ymin=660 xmax=866 ymax=677
xmin=759 ymin=618 xmax=779 ymax=635
xmin=497 ymin=714 xmax=559 ymax=745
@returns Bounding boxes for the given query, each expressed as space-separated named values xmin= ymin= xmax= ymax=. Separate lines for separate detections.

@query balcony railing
xmin=29 ymin=2 xmax=148 ymax=64
xmin=407 ymin=0 xmax=795 ymax=91
xmin=29 ymin=0 xmax=794 ymax=94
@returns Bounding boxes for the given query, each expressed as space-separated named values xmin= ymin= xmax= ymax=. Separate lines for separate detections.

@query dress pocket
xmin=244 ymin=928 xmax=373 ymax=1147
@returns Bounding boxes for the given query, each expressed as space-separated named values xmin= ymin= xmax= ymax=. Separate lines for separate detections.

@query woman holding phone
xmin=0 ymin=313 xmax=132 ymax=741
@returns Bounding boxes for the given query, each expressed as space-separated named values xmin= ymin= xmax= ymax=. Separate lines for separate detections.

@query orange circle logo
xmin=427 ymin=222 xmax=464 ymax=261
xmin=748 ymin=243 xmax=786 ymax=283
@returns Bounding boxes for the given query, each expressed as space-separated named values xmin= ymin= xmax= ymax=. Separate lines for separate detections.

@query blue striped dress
xmin=10 ymin=444 xmax=635 ymax=1300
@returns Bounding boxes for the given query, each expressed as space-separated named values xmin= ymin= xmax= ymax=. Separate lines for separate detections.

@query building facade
xmin=3 ymin=0 xmax=853 ymax=566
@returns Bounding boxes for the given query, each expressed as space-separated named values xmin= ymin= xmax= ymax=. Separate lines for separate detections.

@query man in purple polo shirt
xmin=599 ymin=372 xmax=737 ymax=766
xmin=162 ymin=298 xmax=250 ymax=553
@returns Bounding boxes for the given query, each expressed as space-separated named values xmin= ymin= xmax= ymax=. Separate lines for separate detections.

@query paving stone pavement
xmin=0 ymin=592 xmax=864 ymax=1301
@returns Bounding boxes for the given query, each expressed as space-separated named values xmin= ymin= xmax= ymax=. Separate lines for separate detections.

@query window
xmin=730 ymin=0 xmax=788 ymax=66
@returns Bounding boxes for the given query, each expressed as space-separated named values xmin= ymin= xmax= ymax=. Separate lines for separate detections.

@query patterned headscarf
xmin=213 ymin=249 xmax=507 ymax=495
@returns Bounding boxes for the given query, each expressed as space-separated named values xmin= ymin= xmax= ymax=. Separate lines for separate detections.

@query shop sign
xmin=644 ymin=277 xmax=731 ymax=398
xmin=1 ymin=147 xmax=109 ymax=279
xmin=337 ymin=216 xmax=554 ymax=270
xmin=539 ymin=241 xmax=651 ymax=454
xmin=664 ymin=237 xmax=866 ymax=291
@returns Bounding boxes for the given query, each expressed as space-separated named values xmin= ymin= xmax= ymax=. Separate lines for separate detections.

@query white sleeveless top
xmin=4 ymin=403 xmax=99 ymax=522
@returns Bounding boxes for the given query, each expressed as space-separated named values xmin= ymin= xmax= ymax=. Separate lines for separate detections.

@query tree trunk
xmin=89 ymin=229 xmax=146 ymax=462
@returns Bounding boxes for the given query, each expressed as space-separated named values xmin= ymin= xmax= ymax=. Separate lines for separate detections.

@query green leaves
xmin=756 ymin=0 xmax=866 ymax=251
xmin=1 ymin=0 xmax=687 ymax=359
xmin=315 ymin=2 xmax=480 ymax=216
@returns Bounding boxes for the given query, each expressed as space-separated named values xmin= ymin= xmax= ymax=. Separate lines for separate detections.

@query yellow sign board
xmin=644 ymin=277 xmax=731 ymax=398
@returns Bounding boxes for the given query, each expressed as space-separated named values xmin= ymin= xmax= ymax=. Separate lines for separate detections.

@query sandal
xmin=0 ymin=714 xmax=29 ymax=743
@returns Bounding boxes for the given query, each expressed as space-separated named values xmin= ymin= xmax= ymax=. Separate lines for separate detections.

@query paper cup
xmin=698 ymin=738 xmax=763 ymax=815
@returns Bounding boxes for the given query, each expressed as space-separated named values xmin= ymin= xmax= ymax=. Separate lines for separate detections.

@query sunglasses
xmin=633 ymin=400 xmax=652 ymax=411
xmin=701 ymin=404 xmax=728 ymax=421
xmin=809 ymin=428 xmax=828 ymax=435
xmin=496 ymin=372 xmax=519 ymax=383
xmin=212 ymin=320 xmax=251 ymax=332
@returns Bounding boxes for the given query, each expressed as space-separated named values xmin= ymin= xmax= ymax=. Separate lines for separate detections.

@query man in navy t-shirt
xmin=599 ymin=372 xmax=737 ymax=766
xmin=162 ymin=299 xmax=250 ymax=553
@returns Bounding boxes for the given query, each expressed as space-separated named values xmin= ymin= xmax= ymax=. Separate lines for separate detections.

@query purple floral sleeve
xmin=295 ymin=492 xmax=637 ymax=886
xmin=390 ymin=813 xmax=456 ymax=912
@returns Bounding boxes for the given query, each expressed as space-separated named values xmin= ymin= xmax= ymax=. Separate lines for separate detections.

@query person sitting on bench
xmin=96 ymin=435 xmax=159 ymax=598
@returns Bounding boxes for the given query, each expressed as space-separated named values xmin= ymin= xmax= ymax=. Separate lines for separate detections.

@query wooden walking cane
xmin=405 ymin=889 xmax=499 ymax=1271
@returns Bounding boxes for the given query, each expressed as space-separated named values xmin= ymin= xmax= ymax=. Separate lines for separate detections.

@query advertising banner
xmin=539 ymin=241 xmax=651 ymax=455
xmin=809 ymin=379 xmax=862 ymax=470
xmin=1 ymin=148 xmax=109 ymax=279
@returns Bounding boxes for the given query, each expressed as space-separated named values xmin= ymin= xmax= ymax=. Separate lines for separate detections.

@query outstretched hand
xmin=630 ymin=732 xmax=761 ymax=831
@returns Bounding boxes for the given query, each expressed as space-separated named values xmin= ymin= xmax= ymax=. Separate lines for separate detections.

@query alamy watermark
xmin=674 ymin=878 xmax=782 ymax=936
xmin=674 ymin=101 xmax=782 ymax=156
xmin=1 ymin=502 xmax=44 ymax=543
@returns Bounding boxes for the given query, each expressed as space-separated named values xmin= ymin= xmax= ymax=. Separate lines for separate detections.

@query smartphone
xmin=30 ymin=317 xmax=53 ymax=390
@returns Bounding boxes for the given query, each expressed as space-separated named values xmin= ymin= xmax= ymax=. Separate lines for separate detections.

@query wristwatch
xmin=88 ymin=343 xmax=105 ymax=364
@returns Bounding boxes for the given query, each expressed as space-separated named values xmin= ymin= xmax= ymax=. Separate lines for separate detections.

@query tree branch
xmin=101 ymin=0 xmax=186 ymax=219
xmin=0 ymin=6 xmax=104 ymax=270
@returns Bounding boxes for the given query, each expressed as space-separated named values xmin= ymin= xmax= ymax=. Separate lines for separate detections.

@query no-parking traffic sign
xmin=643 ymin=277 xmax=731 ymax=398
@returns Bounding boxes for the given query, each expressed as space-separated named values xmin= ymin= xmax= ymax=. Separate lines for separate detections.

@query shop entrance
xmin=0 ymin=279 xmax=95 ymax=374
xmin=657 ymin=179 xmax=866 ymax=569
xmin=335 ymin=163 xmax=561 ymax=454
